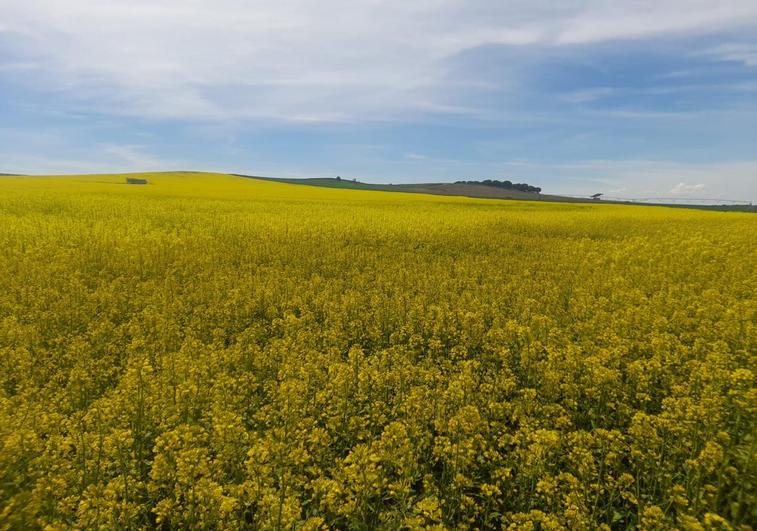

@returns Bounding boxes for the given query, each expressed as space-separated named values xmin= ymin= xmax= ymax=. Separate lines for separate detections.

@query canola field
xmin=0 ymin=172 xmax=755 ymax=530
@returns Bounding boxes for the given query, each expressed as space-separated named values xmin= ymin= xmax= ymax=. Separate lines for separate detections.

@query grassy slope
xmin=237 ymin=175 xmax=755 ymax=211
xmin=238 ymin=174 xmax=576 ymax=202
xmin=4 ymin=171 xmax=753 ymax=211
xmin=0 ymin=172 xmax=539 ymax=207
xmin=0 ymin=171 xmax=569 ymax=209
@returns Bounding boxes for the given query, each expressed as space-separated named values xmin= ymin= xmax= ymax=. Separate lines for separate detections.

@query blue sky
xmin=1 ymin=1 xmax=756 ymax=200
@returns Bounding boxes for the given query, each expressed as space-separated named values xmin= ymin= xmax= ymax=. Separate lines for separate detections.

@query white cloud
xmin=669 ymin=182 xmax=708 ymax=195
xmin=553 ymin=160 xmax=757 ymax=201
xmin=100 ymin=144 xmax=175 ymax=171
xmin=2 ymin=0 xmax=756 ymax=123
xmin=354 ymin=155 xmax=757 ymax=201
xmin=701 ymin=42 xmax=757 ymax=67
xmin=561 ymin=82 xmax=757 ymax=107
xmin=404 ymin=152 xmax=431 ymax=161
xmin=0 ymin=61 xmax=39 ymax=72
xmin=531 ymin=159 xmax=754 ymax=200
xmin=0 ymin=131 xmax=181 ymax=174
xmin=557 ymin=1 xmax=757 ymax=44
xmin=560 ymin=87 xmax=616 ymax=104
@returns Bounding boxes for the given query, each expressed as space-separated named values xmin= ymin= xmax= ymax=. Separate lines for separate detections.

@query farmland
xmin=0 ymin=172 xmax=755 ymax=529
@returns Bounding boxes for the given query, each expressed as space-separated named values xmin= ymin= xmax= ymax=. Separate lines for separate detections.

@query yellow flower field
xmin=0 ymin=173 xmax=754 ymax=529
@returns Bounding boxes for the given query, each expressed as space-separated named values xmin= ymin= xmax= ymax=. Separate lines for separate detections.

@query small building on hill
xmin=126 ymin=178 xmax=148 ymax=185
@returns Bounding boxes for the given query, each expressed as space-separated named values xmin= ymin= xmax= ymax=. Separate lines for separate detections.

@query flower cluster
xmin=0 ymin=173 xmax=754 ymax=529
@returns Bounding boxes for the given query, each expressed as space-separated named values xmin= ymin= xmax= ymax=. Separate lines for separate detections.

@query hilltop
xmin=235 ymin=174 xmax=755 ymax=211
xmin=3 ymin=171 xmax=753 ymax=211
xmin=235 ymin=174 xmax=583 ymax=202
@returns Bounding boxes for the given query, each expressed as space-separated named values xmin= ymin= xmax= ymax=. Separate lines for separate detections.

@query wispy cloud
xmin=669 ymin=182 xmax=708 ymax=195
xmin=100 ymin=144 xmax=175 ymax=171
xmin=2 ymin=0 xmax=757 ymax=123
xmin=0 ymin=61 xmax=39 ymax=72
xmin=0 ymin=134 xmax=180 ymax=175
xmin=701 ymin=42 xmax=757 ymax=67
xmin=359 ymin=156 xmax=757 ymax=201
xmin=1 ymin=1 xmax=756 ymax=200
xmin=556 ymin=2 xmax=757 ymax=44
xmin=404 ymin=153 xmax=431 ymax=161
xmin=560 ymin=87 xmax=617 ymax=104
xmin=533 ymin=160 xmax=757 ymax=200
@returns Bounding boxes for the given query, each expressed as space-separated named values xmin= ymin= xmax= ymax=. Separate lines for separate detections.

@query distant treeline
xmin=455 ymin=179 xmax=542 ymax=193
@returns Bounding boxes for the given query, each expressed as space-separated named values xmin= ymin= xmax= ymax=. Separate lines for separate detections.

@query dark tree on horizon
xmin=455 ymin=179 xmax=541 ymax=193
